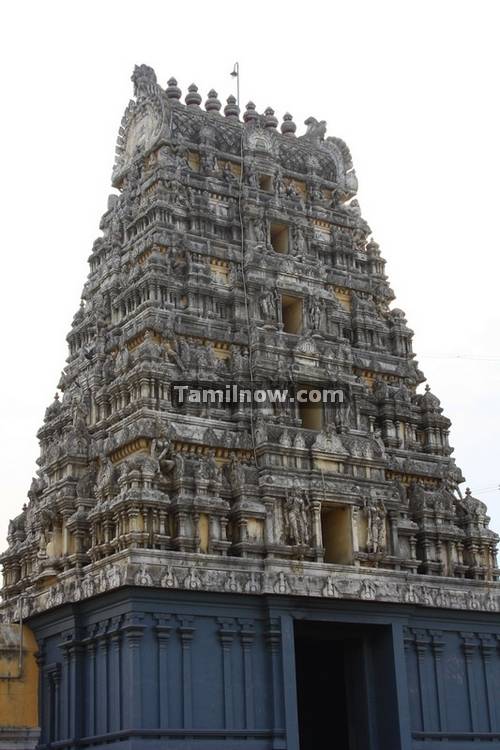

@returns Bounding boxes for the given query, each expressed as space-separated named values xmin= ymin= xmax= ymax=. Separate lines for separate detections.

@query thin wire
xmin=421 ymin=354 xmax=500 ymax=362
xmin=236 ymin=117 xmax=259 ymax=468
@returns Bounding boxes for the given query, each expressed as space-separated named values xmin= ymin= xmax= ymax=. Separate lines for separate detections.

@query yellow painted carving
xmin=111 ymin=438 xmax=150 ymax=463
xmin=198 ymin=514 xmax=209 ymax=553
xmin=246 ymin=518 xmax=264 ymax=544
xmin=187 ymin=151 xmax=200 ymax=172
xmin=313 ymin=457 xmax=340 ymax=473
xmin=331 ymin=286 xmax=352 ymax=312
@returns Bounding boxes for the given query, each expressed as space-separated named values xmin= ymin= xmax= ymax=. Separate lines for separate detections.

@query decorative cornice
xmin=2 ymin=549 xmax=499 ymax=622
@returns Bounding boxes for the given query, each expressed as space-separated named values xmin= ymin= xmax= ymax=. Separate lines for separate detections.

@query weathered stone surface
xmin=1 ymin=65 xmax=498 ymax=619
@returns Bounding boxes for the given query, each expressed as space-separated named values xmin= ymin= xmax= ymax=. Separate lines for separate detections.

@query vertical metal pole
xmin=231 ymin=62 xmax=240 ymax=108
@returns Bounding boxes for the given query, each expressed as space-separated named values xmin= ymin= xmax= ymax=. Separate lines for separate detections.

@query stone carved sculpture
xmin=303 ymin=117 xmax=327 ymax=144
xmin=259 ymin=287 xmax=279 ymax=321
xmin=308 ymin=296 xmax=323 ymax=332
xmin=131 ymin=64 xmax=158 ymax=100
xmin=365 ymin=499 xmax=387 ymax=554
xmin=284 ymin=482 xmax=310 ymax=546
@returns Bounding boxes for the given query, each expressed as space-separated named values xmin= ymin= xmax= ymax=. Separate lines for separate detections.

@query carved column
xmin=84 ymin=631 xmax=96 ymax=737
xmin=266 ymin=617 xmax=283 ymax=745
xmin=154 ymin=615 xmax=172 ymax=729
xmin=175 ymin=510 xmax=189 ymax=551
xmin=238 ymin=518 xmax=248 ymax=546
xmin=263 ymin=497 xmax=275 ymax=547
xmin=461 ymin=632 xmax=479 ymax=732
xmin=310 ymin=500 xmax=322 ymax=552
xmin=413 ymin=629 xmax=432 ymax=732
xmin=218 ymin=618 xmax=237 ymax=729
xmin=67 ymin=636 xmax=84 ymax=742
xmin=436 ymin=538 xmax=445 ymax=574
xmin=394 ymin=420 xmax=401 ymax=447
xmin=108 ymin=617 xmax=122 ymax=732
xmin=220 ymin=516 xmax=229 ymax=551
xmin=61 ymin=639 xmax=71 ymax=740
xmin=479 ymin=635 xmax=498 ymax=731
xmin=429 ymin=630 xmax=447 ymax=732
xmin=351 ymin=506 xmax=360 ymax=560
xmin=51 ymin=667 xmax=61 ymax=743
xmin=61 ymin=510 xmax=72 ymax=555
xmin=193 ymin=512 xmax=201 ymax=551
xmin=122 ymin=614 xmax=146 ymax=730
xmin=238 ymin=619 xmax=256 ymax=730
xmin=409 ymin=534 xmax=417 ymax=561
xmin=388 ymin=510 xmax=399 ymax=558
xmin=209 ymin=514 xmax=218 ymax=552
xmin=95 ymin=622 xmax=109 ymax=735
xmin=178 ymin=616 xmax=195 ymax=728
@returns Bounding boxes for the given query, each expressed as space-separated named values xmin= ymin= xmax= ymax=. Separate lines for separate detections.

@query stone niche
xmin=321 ymin=504 xmax=353 ymax=564
xmin=282 ymin=294 xmax=303 ymax=334
xmin=298 ymin=400 xmax=323 ymax=430
xmin=258 ymin=173 xmax=273 ymax=192
xmin=270 ymin=223 xmax=289 ymax=253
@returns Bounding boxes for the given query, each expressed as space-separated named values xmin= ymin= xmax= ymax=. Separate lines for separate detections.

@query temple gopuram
xmin=1 ymin=65 xmax=499 ymax=750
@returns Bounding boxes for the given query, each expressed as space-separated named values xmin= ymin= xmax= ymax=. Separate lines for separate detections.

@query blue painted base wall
xmin=29 ymin=588 xmax=500 ymax=750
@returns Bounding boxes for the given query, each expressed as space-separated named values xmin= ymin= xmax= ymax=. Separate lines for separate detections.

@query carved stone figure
xmin=76 ymin=465 xmax=97 ymax=499
xmin=96 ymin=456 xmax=115 ymax=496
xmin=308 ymin=296 xmax=323 ymax=331
xmin=205 ymin=450 xmax=221 ymax=484
xmin=259 ymin=288 xmax=279 ymax=321
xmin=365 ymin=499 xmax=387 ymax=554
xmin=293 ymin=225 xmax=307 ymax=257
xmin=303 ymin=117 xmax=327 ymax=144
xmin=251 ymin=217 xmax=266 ymax=245
xmin=131 ymin=64 xmax=158 ymax=100
xmin=373 ymin=429 xmax=387 ymax=458
xmin=284 ymin=482 xmax=310 ymax=546
xmin=227 ymin=453 xmax=245 ymax=490
xmin=28 ymin=474 xmax=47 ymax=504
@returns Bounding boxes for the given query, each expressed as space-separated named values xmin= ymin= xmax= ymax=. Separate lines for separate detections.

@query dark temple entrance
xmin=294 ymin=621 xmax=402 ymax=750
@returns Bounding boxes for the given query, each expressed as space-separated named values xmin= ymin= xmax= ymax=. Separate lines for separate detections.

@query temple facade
xmin=1 ymin=65 xmax=499 ymax=750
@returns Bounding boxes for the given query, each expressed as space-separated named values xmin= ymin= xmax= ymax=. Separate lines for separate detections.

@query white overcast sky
xmin=0 ymin=0 xmax=499 ymax=545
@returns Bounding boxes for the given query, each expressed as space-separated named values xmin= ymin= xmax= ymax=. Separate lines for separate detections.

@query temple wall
xmin=28 ymin=589 xmax=500 ymax=750
xmin=0 ymin=623 xmax=39 ymax=749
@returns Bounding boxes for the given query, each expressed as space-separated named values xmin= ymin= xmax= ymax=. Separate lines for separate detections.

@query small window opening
xmin=282 ymin=295 xmax=303 ymax=334
xmin=259 ymin=174 xmax=273 ymax=192
xmin=321 ymin=506 xmax=353 ymax=564
xmin=298 ymin=401 xmax=323 ymax=430
xmin=271 ymin=223 xmax=289 ymax=253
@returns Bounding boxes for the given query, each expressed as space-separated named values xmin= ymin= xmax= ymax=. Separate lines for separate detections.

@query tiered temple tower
xmin=1 ymin=65 xmax=500 ymax=750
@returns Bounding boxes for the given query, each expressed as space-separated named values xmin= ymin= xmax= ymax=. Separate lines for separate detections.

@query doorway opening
xmin=294 ymin=620 xmax=399 ymax=750
xmin=295 ymin=626 xmax=349 ymax=749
